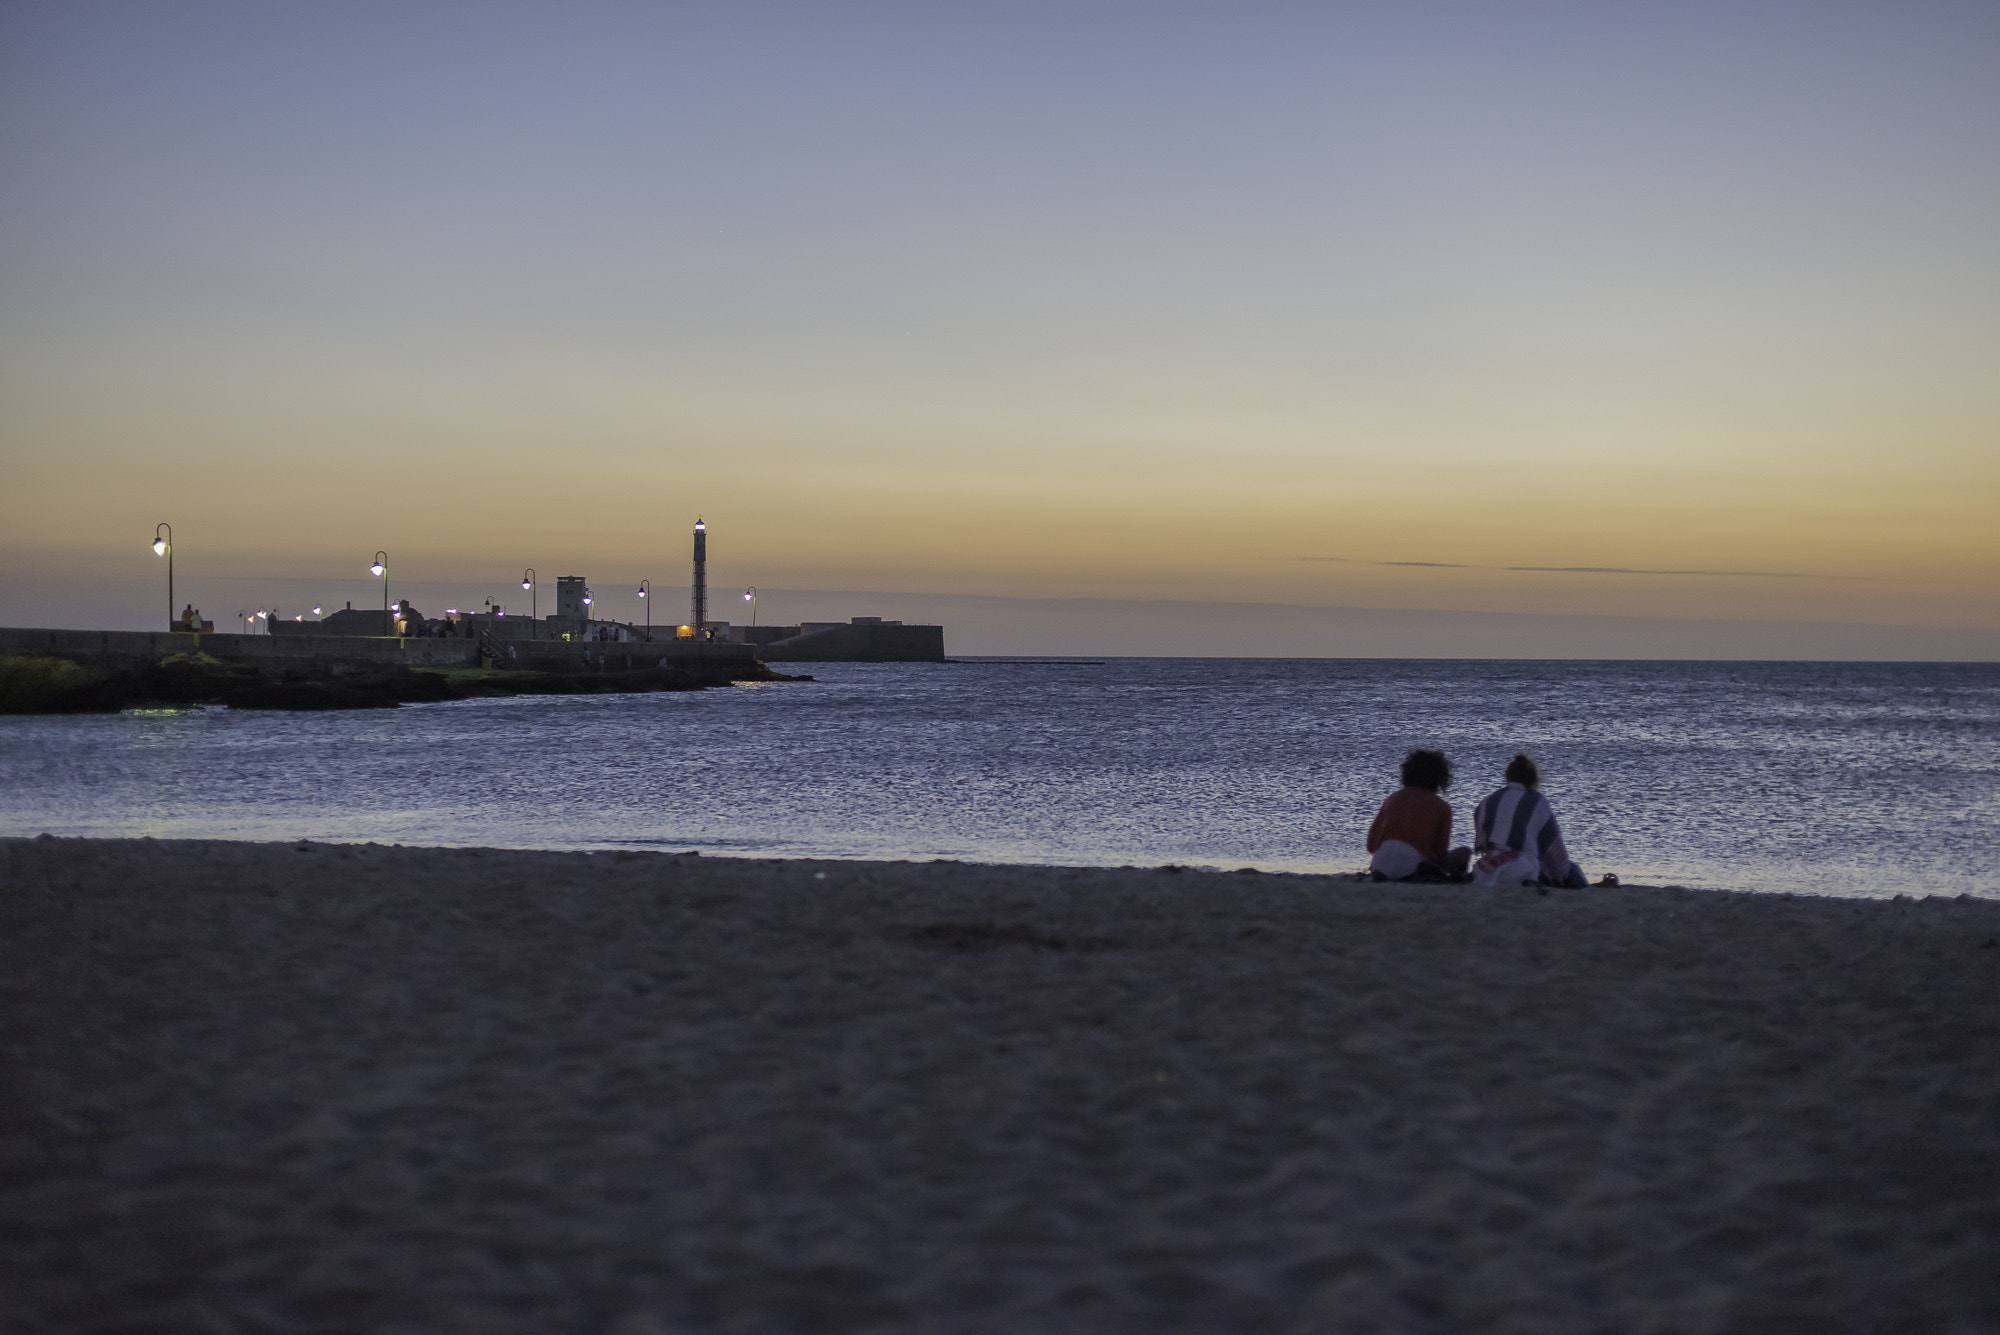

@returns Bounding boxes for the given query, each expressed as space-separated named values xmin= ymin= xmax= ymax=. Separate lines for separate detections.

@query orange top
xmin=1366 ymin=787 xmax=1454 ymax=864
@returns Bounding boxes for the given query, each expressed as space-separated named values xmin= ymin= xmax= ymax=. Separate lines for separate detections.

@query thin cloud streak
xmin=1505 ymin=566 xmax=1865 ymax=580
xmin=1292 ymin=558 xmax=1864 ymax=580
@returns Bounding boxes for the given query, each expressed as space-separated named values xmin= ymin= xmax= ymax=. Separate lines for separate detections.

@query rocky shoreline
xmin=0 ymin=651 xmax=805 ymax=712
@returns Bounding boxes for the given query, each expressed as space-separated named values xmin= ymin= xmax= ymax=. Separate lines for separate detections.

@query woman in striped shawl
xmin=1472 ymin=753 xmax=1588 ymax=888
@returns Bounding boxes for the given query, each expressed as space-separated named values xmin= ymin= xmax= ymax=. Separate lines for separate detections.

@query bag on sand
xmin=1471 ymin=848 xmax=1537 ymax=888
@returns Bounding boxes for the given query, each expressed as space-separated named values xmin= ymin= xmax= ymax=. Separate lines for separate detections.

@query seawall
xmin=0 ymin=627 xmax=760 ymax=674
xmin=760 ymin=623 xmax=944 ymax=663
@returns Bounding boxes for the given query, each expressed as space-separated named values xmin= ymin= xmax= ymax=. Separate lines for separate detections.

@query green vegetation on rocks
xmin=0 ymin=656 xmax=125 ymax=713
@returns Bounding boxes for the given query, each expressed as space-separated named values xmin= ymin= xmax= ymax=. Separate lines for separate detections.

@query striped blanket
xmin=1472 ymin=782 xmax=1576 ymax=884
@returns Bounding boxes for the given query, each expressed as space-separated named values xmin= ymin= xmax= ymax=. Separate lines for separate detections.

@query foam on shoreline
xmin=4 ymin=837 xmax=1997 ymax=1331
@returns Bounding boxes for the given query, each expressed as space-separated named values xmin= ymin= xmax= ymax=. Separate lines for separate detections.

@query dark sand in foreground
xmin=3 ymin=837 xmax=1997 ymax=1333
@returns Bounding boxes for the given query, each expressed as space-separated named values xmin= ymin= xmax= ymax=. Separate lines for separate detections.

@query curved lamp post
xmin=370 ymin=552 xmax=390 ymax=636
xmin=521 ymin=568 xmax=536 ymax=639
xmin=743 ymin=586 xmax=757 ymax=629
xmin=638 ymin=580 xmax=651 ymax=642
xmin=152 ymin=523 xmax=174 ymax=631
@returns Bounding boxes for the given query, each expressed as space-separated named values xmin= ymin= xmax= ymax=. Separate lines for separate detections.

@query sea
xmin=1 ymin=659 xmax=1995 ymax=900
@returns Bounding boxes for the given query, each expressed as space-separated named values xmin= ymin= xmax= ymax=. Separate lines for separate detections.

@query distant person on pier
xmin=1366 ymin=749 xmax=1471 ymax=882
xmin=179 ymin=604 xmax=195 ymax=631
xmin=1472 ymin=753 xmax=1588 ymax=888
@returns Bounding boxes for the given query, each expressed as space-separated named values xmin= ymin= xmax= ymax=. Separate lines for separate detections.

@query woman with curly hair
xmin=1366 ymin=748 xmax=1471 ymax=882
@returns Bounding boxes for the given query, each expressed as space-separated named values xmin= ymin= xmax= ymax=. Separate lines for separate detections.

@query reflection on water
xmin=1 ymin=660 xmax=1995 ymax=899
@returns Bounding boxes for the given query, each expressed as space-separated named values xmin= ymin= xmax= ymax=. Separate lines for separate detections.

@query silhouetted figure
xmin=179 ymin=604 xmax=195 ymax=631
xmin=1472 ymin=753 xmax=1588 ymax=887
xmin=1366 ymin=748 xmax=1472 ymax=882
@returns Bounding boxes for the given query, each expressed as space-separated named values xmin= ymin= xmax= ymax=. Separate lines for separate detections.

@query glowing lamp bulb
xmin=152 ymin=538 xmax=167 ymax=557
xmin=583 ymin=595 xmax=592 ymax=606
xmin=694 ymin=521 xmax=705 ymax=532
xmin=313 ymin=606 xmax=322 ymax=616
xmin=637 ymin=588 xmax=646 ymax=598
xmin=370 ymin=562 xmax=384 ymax=578
xmin=521 ymin=579 xmax=530 ymax=590
xmin=743 ymin=591 xmax=753 ymax=601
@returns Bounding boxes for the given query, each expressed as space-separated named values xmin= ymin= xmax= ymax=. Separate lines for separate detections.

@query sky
xmin=2 ymin=1 xmax=1996 ymax=656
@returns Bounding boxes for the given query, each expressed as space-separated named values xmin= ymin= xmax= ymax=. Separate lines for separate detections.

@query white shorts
xmin=1369 ymin=840 xmax=1426 ymax=880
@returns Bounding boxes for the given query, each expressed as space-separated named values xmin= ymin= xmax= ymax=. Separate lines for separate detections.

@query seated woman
xmin=1366 ymin=748 xmax=1472 ymax=882
xmin=1472 ymin=753 xmax=1588 ymax=888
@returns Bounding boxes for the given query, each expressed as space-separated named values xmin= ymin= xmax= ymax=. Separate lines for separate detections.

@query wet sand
xmin=3 ymin=836 xmax=1997 ymax=1333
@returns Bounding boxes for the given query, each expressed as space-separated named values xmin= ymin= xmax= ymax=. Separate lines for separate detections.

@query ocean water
xmin=1 ymin=659 xmax=1995 ymax=899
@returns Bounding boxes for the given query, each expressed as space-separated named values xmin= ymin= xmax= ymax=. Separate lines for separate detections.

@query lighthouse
xmin=690 ymin=519 xmax=707 ymax=640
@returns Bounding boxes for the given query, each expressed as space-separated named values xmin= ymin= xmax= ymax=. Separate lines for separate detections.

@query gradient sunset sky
xmin=3 ymin=2 xmax=1995 ymax=655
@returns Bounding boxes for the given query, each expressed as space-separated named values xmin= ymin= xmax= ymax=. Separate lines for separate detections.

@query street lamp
xmin=370 ymin=551 xmax=390 ymax=636
xmin=152 ymin=523 xmax=175 ymax=632
xmin=743 ymin=586 xmax=757 ymax=628
xmin=521 ymin=568 xmax=536 ymax=638
xmin=637 ymin=580 xmax=651 ymax=642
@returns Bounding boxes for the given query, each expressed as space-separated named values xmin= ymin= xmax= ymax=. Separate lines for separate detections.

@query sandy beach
xmin=2 ymin=837 xmax=1996 ymax=1333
